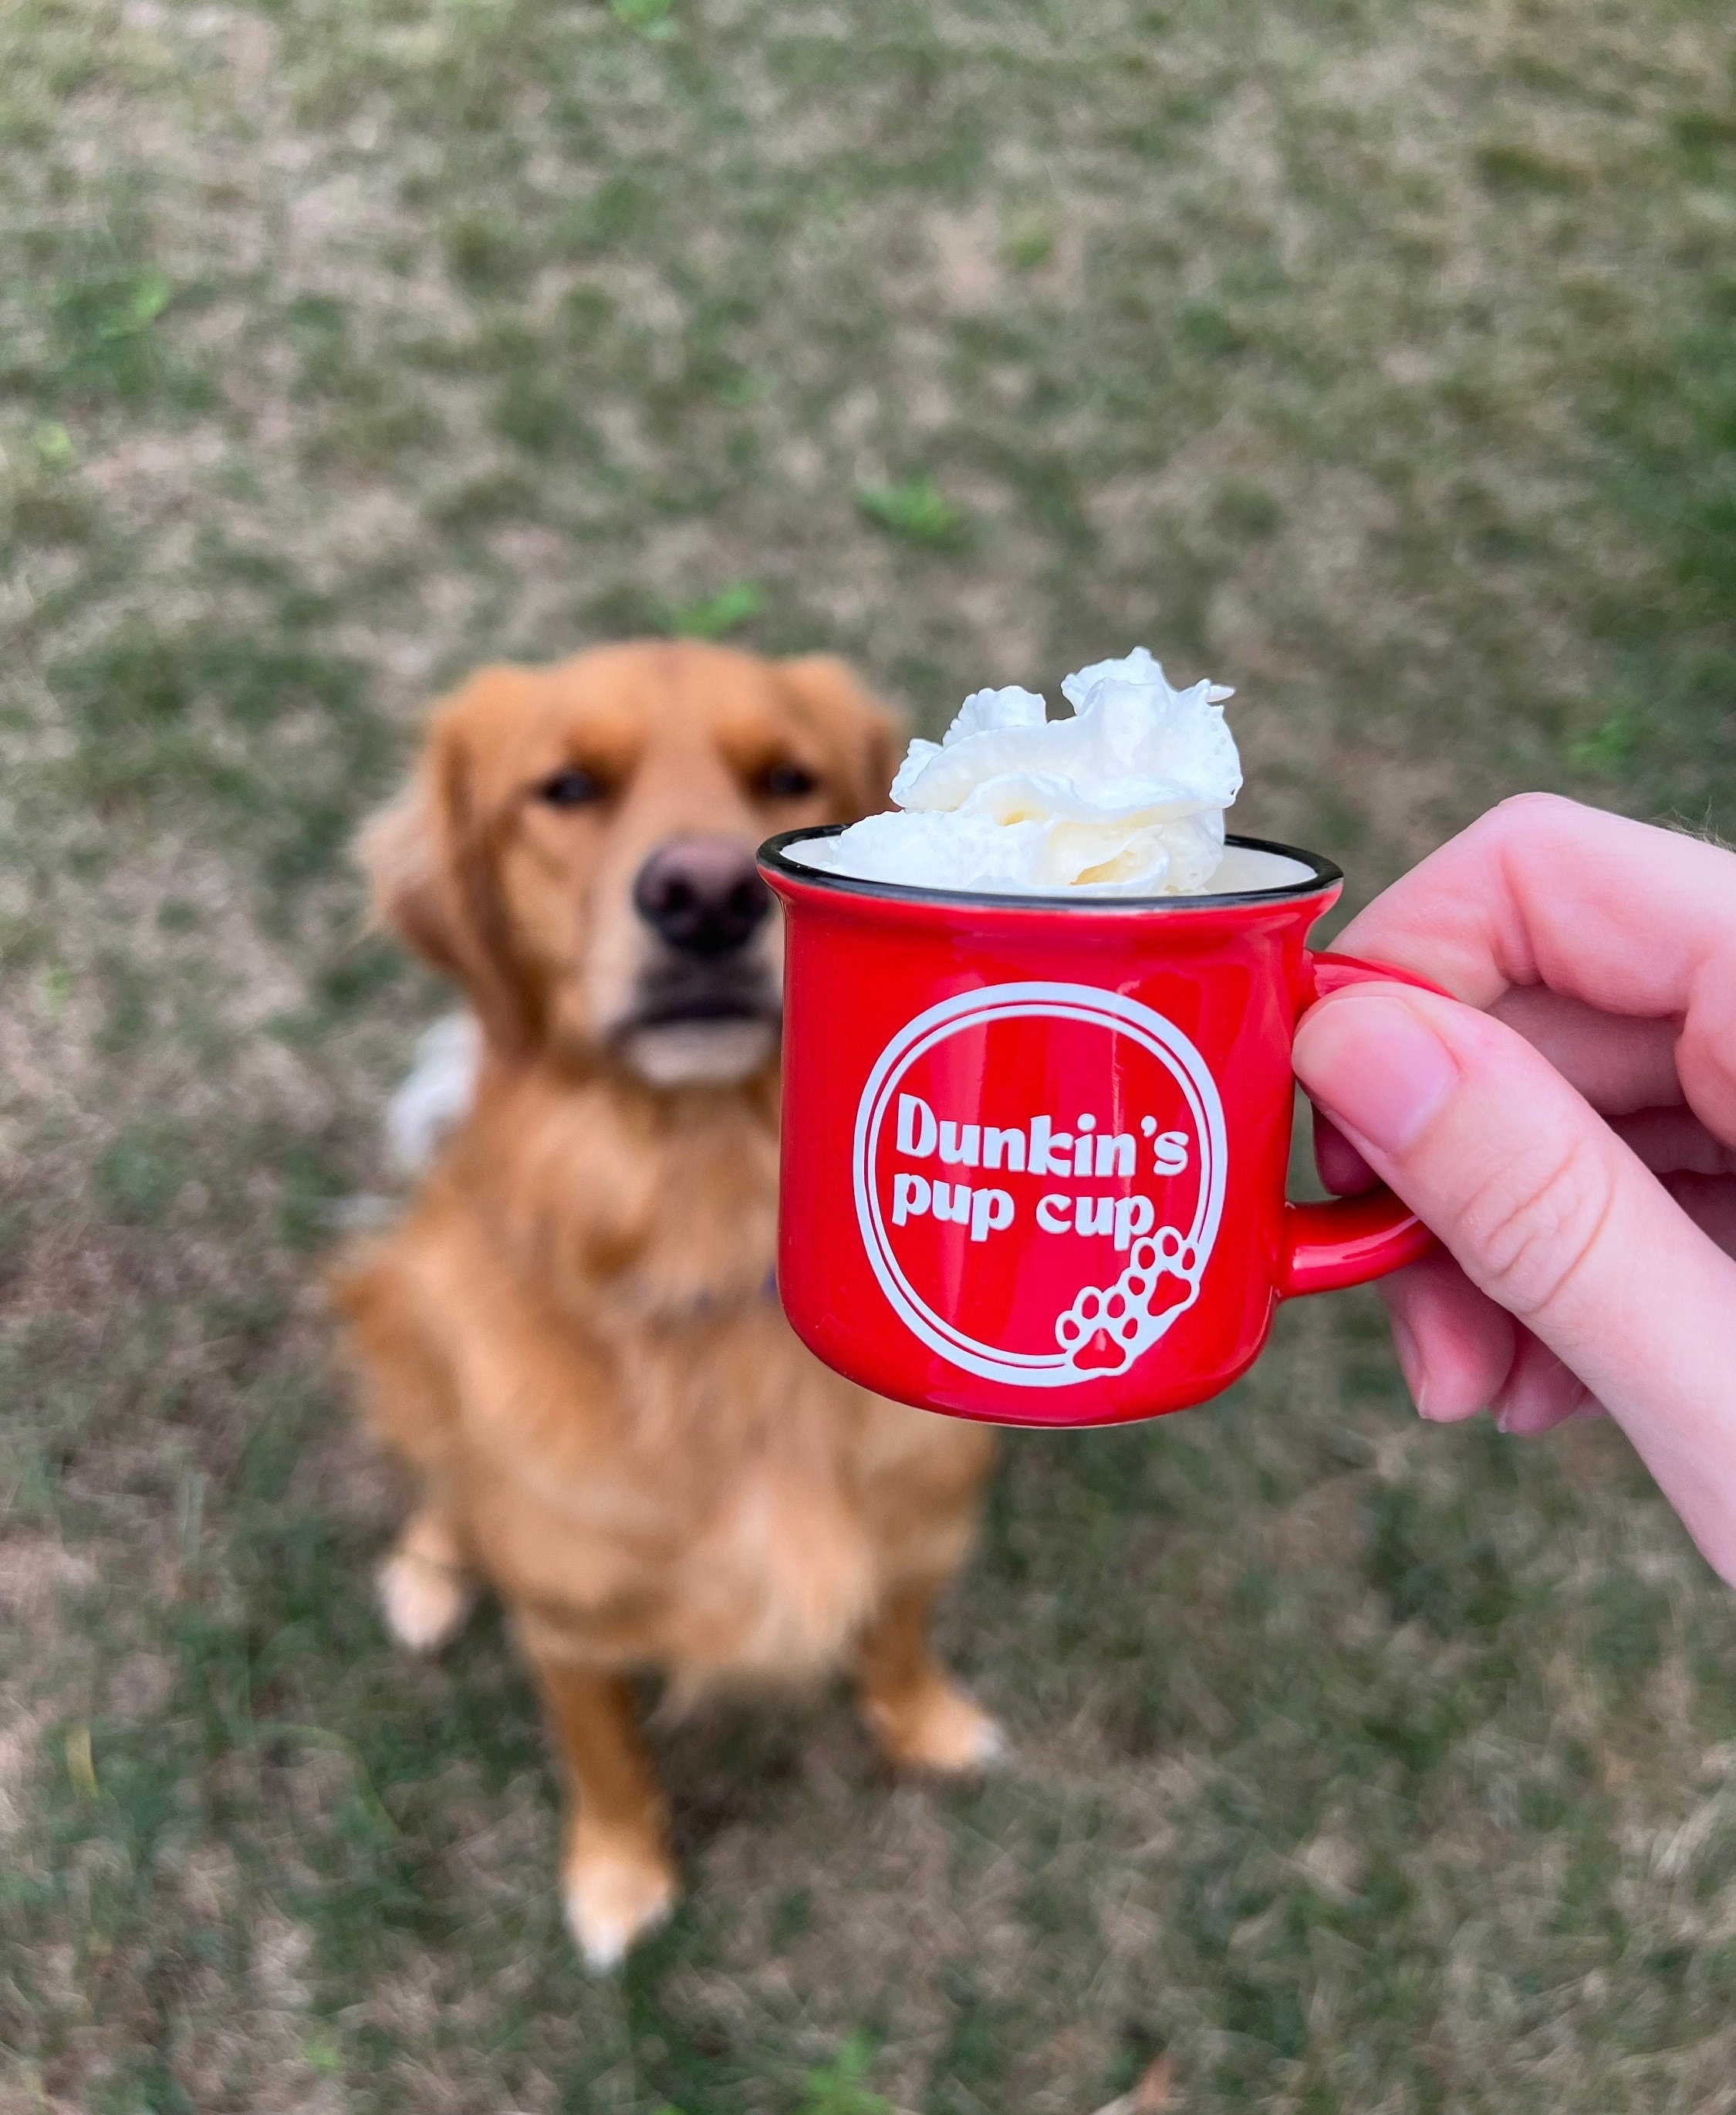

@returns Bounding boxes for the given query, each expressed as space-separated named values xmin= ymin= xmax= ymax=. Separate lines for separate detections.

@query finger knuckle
xmin=1471 ymin=792 xmax=1585 ymax=880
xmin=1461 ymin=1133 xmax=1618 ymax=1323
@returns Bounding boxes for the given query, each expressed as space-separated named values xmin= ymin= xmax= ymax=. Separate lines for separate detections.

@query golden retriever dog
xmin=331 ymin=642 xmax=998 ymax=1968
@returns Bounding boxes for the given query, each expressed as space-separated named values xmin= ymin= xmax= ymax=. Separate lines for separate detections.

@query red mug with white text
xmin=758 ymin=829 xmax=1437 ymax=1427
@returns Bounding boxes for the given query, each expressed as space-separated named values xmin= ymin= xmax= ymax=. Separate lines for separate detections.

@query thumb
xmin=1293 ymin=985 xmax=1736 ymax=1584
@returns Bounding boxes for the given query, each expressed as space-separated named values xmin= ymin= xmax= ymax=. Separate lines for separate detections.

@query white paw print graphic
xmin=1053 ymin=1227 xmax=1203 ymax=1373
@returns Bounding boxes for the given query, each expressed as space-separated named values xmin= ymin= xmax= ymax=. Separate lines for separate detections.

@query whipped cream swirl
xmin=798 ymin=648 xmax=1242 ymax=896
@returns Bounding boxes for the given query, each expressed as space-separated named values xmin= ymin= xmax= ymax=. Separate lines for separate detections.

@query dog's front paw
xmin=866 ymin=1681 xmax=1006 ymax=1776
xmin=379 ymin=1550 xmax=474 ymax=1654
xmin=563 ymin=1836 xmax=679 ymax=1972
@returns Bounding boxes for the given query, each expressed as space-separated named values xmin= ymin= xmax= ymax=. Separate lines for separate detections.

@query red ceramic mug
xmin=758 ymin=829 xmax=1438 ymax=1428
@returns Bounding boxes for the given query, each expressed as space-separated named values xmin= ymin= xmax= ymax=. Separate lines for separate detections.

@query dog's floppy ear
xmin=358 ymin=691 xmax=537 ymax=1056
xmin=778 ymin=654 xmax=904 ymax=819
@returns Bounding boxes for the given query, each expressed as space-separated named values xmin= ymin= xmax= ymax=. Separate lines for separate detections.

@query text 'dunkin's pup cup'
xmin=759 ymin=830 xmax=1438 ymax=1427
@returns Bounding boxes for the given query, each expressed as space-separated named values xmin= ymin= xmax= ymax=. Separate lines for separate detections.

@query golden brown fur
xmin=330 ymin=642 xmax=997 ymax=1968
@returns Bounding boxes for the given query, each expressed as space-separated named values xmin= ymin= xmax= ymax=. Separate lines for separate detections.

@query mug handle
xmin=1277 ymin=951 xmax=1445 ymax=1299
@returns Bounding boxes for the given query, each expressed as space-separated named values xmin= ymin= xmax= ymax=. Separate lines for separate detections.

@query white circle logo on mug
xmin=852 ymin=983 xmax=1229 ymax=1387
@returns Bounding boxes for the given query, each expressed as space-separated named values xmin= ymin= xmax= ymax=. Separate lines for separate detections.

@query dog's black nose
xmin=633 ymin=836 xmax=772 ymax=959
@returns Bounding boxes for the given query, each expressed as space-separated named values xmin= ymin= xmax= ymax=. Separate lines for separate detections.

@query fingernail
xmin=1294 ymin=993 xmax=1460 ymax=1158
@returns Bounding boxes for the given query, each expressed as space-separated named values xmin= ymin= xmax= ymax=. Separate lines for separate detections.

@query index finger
xmin=1336 ymin=794 xmax=1736 ymax=1144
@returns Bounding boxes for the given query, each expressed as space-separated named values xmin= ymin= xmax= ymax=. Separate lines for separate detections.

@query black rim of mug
xmin=757 ymin=826 xmax=1343 ymax=913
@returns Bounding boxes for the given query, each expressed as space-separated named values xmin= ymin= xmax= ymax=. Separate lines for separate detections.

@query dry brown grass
xmin=2 ymin=0 xmax=1734 ymax=2108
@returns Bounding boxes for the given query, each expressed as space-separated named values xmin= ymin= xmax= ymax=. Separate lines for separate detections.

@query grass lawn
xmin=2 ymin=0 xmax=1734 ymax=2108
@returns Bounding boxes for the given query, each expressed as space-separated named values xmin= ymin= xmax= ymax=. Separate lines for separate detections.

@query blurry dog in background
xmin=331 ymin=642 xmax=999 ymax=1968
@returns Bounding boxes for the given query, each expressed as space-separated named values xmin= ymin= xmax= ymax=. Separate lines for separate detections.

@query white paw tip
xmin=877 ymin=1694 xmax=1008 ymax=1775
xmin=968 ymin=1713 xmax=1008 ymax=1766
xmin=572 ymin=1913 xmax=631 ymax=1975
xmin=563 ymin=1860 xmax=677 ymax=1974
xmin=378 ymin=1552 xmax=471 ymax=1654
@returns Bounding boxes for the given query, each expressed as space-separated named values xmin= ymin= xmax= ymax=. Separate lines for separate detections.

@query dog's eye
xmin=537 ymin=766 xmax=603 ymax=809
xmin=758 ymin=762 xmax=819 ymax=800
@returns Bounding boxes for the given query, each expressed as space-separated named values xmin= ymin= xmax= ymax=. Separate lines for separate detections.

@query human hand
xmin=1290 ymin=794 xmax=1736 ymax=1586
